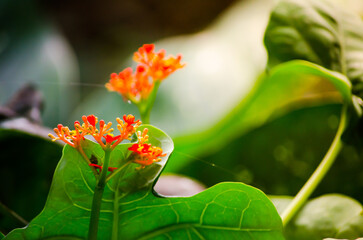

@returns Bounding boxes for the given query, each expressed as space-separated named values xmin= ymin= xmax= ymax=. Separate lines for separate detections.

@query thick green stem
xmin=140 ymin=109 xmax=151 ymax=124
xmin=281 ymin=104 xmax=348 ymax=226
xmin=88 ymin=148 xmax=112 ymax=240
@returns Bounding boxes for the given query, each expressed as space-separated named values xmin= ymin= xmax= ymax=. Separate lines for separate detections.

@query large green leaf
xmin=166 ymin=60 xmax=352 ymax=172
xmin=4 ymin=125 xmax=284 ymax=239
xmin=264 ymin=0 xmax=363 ymax=99
xmin=271 ymin=194 xmax=363 ymax=240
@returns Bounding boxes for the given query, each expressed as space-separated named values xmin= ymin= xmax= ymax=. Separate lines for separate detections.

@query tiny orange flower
xmin=86 ymin=115 xmax=97 ymax=127
xmin=123 ymin=114 xmax=141 ymax=126
xmin=134 ymin=65 xmax=154 ymax=99
xmin=128 ymin=143 xmax=151 ymax=154
xmin=104 ymin=134 xmax=121 ymax=144
xmin=48 ymin=121 xmax=88 ymax=148
xmin=136 ymin=128 xmax=149 ymax=144
xmin=128 ymin=127 xmax=166 ymax=169
xmin=105 ymin=68 xmax=135 ymax=101
xmin=133 ymin=44 xmax=185 ymax=81
xmin=113 ymin=114 xmax=141 ymax=148
xmin=91 ymin=119 xmax=114 ymax=148
xmin=75 ymin=114 xmax=99 ymax=136
xmin=129 ymin=144 xmax=166 ymax=169
xmin=133 ymin=44 xmax=156 ymax=66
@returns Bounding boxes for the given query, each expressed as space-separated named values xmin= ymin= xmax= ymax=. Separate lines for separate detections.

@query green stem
xmin=281 ymin=104 xmax=348 ymax=226
xmin=88 ymin=148 xmax=112 ymax=240
xmin=138 ymin=80 xmax=161 ymax=124
xmin=140 ymin=109 xmax=151 ymax=124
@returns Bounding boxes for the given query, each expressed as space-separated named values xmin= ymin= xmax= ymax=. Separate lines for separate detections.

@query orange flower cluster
xmin=128 ymin=128 xmax=166 ymax=169
xmin=49 ymin=114 xmax=166 ymax=170
xmin=105 ymin=44 xmax=184 ymax=103
xmin=49 ymin=114 xmax=141 ymax=150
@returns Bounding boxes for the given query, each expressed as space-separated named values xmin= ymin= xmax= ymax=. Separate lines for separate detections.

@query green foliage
xmin=264 ymin=0 xmax=363 ymax=147
xmin=166 ymin=60 xmax=352 ymax=173
xmin=0 ymin=129 xmax=62 ymax=233
xmin=4 ymin=125 xmax=284 ymax=239
xmin=271 ymin=194 xmax=363 ymax=240
xmin=264 ymin=0 xmax=363 ymax=99
xmin=263 ymin=0 xmax=363 ymax=236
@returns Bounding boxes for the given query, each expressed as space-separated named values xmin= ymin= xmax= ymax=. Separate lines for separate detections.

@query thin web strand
xmin=1 ymin=80 xmax=240 ymax=177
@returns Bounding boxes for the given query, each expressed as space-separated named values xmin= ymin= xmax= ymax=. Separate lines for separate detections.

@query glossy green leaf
xmin=4 ymin=125 xmax=284 ymax=239
xmin=271 ymin=194 xmax=363 ymax=240
xmin=166 ymin=60 xmax=352 ymax=172
xmin=264 ymin=0 xmax=363 ymax=98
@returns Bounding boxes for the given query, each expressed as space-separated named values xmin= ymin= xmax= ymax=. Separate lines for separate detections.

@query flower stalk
xmin=88 ymin=147 xmax=111 ymax=240
xmin=281 ymin=104 xmax=348 ymax=226
xmin=137 ymin=80 xmax=161 ymax=123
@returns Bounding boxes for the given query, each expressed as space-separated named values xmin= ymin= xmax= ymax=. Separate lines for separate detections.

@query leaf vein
xmin=119 ymin=202 xmax=185 ymax=215
xmin=239 ymin=199 xmax=251 ymax=228
xmin=138 ymin=223 xmax=277 ymax=240
xmin=191 ymin=227 xmax=205 ymax=240
xmin=119 ymin=191 xmax=150 ymax=205
xmin=77 ymin=164 xmax=94 ymax=195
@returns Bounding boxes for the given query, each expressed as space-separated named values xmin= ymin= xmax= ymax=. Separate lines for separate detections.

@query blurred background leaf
xmin=264 ymin=0 xmax=363 ymax=98
xmin=0 ymin=129 xmax=62 ymax=233
xmin=271 ymin=194 xmax=363 ymax=240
